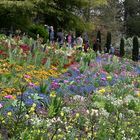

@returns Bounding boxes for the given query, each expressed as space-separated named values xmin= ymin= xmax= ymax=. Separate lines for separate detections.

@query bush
xmin=28 ymin=24 xmax=49 ymax=43
xmin=132 ymin=36 xmax=139 ymax=61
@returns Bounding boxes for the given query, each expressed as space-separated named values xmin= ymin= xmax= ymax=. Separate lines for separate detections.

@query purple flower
xmin=51 ymin=81 xmax=60 ymax=89
xmin=96 ymin=57 xmax=102 ymax=63
xmin=76 ymin=80 xmax=80 ymax=83
xmin=114 ymin=74 xmax=118 ymax=78
xmin=24 ymin=74 xmax=31 ymax=79
xmin=101 ymin=77 xmax=106 ymax=81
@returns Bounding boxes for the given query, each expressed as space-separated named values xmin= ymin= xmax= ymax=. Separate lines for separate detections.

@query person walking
xmin=96 ymin=38 xmax=102 ymax=53
xmin=83 ymin=32 xmax=89 ymax=52
xmin=49 ymin=26 xmax=55 ymax=45
xmin=93 ymin=37 xmax=97 ymax=52
xmin=66 ymin=32 xmax=72 ymax=49
xmin=76 ymin=34 xmax=83 ymax=51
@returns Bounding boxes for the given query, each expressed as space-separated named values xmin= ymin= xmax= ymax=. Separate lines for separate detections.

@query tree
xmin=88 ymin=0 xmax=123 ymax=45
xmin=97 ymin=30 xmax=101 ymax=43
xmin=0 ymin=0 xmax=108 ymax=33
xmin=32 ymin=0 xmax=88 ymax=32
xmin=124 ymin=0 xmax=140 ymax=36
xmin=0 ymin=0 xmax=36 ymax=31
xmin=120 ymin=38 xmax=125 ymax=57
xmin=106 ymin=32 xmax=112 ymax=53
xmin=132 ymin=36 xmax=139 ymax=61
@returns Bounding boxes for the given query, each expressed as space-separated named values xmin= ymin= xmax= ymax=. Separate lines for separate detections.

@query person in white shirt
xmin=76 ymin=34 xmax=83 ymax=50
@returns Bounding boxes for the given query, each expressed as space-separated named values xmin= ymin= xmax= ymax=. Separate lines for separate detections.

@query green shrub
xmin=28 ymin=24 xmax=49 ymax=43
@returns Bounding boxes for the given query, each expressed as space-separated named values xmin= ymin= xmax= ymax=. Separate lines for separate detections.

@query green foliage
xmin=47 ymin=92 xmax=63 ymax=118
xmin=132 ymin=36 xmax=139 ymax=61
xmin=28 ymin=24 xmax=49 ymax=43
xmin=0 ymin=0 xmax=35 ymax=30
xmin=120 ymin=38 xmax=125 ymax=57
xmin=0 ymin=0 xmax=107 ymax=33
xmin=39 ymin=80 xmax=48 ymax=94
xmin=126 ymin=17 xmax=140 ymax=36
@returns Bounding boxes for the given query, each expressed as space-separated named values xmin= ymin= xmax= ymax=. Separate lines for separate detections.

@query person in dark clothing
xmin=93 ymin=38 xmax=102 ymax=53
xmin=66 ymin=32 xmax=72 ymax=48
xmin=93 ymin=38 xmax=97 ymax=52
xmin=49 ymin=26 xmax=54 ymax=45
xmin=83 ymin=32 xmax=89 ymax=52
xmin=84 ymin=41 xmax=89 ymax=52
xmin=57 ymin=29 xmax=64 ymax=48
xmin=96 ymin=39 xmax=102 ymax=53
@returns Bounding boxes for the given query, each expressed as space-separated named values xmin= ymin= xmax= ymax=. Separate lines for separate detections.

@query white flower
xmin=62 ymin=107 xmax=71 ymax=113
xmin=100 ymin=108 xmax=109 ymax=118
xmin=91 ymin=109 xmax=99 ymax=116
xmin=86 ymin=110 xmax=90 ymax=114
xmin=73 ymin=95 xmax=85 ymax=102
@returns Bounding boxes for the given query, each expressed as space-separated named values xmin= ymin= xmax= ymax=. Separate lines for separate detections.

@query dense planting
xmin=0 ymin=34 xmax=140 ymax=140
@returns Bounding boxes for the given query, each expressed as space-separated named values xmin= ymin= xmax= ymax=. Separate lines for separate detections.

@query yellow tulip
xmin=7 ymin=112 xmax=12 ymax=116
xmin=98 ymin=88 xmax=106 ymax=94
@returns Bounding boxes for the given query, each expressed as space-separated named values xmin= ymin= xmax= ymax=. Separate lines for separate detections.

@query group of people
xmin=46 ymin=25 xmax=114 ymax=54
xmin=45 ymin=25 xmax=89 ymax=51
xmin=46 ymin=25 xmax=81 ymax=48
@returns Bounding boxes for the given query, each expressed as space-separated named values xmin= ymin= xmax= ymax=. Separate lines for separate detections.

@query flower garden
xmin=0 ymin=34 xmax=140 ymax=140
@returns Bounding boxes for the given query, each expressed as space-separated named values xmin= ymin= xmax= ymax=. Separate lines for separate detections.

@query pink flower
xmin=24 ymin=74 xmax=31 ymax=79
xmin=0 ymin=103 xmax=3 ymax=108
xmin=100 ymin=70 xmax=108 ymax=75
xmin=64 ymin=80 xmax=69 ymax=83
xmin=51 ymin=81 xmax=60 ymax=89
xmin=114 ymin=74 xmax=118 ymax=78
xmin=4 ymin=95 xmax=13 ymax=99
xmin=29 ymin=82 xmax=36 ymax=87
xmin=52 ymin=67 xmax=57 ymax=71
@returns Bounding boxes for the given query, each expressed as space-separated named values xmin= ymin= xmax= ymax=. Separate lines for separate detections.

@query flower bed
xmin=0 ymin=34 xmax=140 ymax=139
